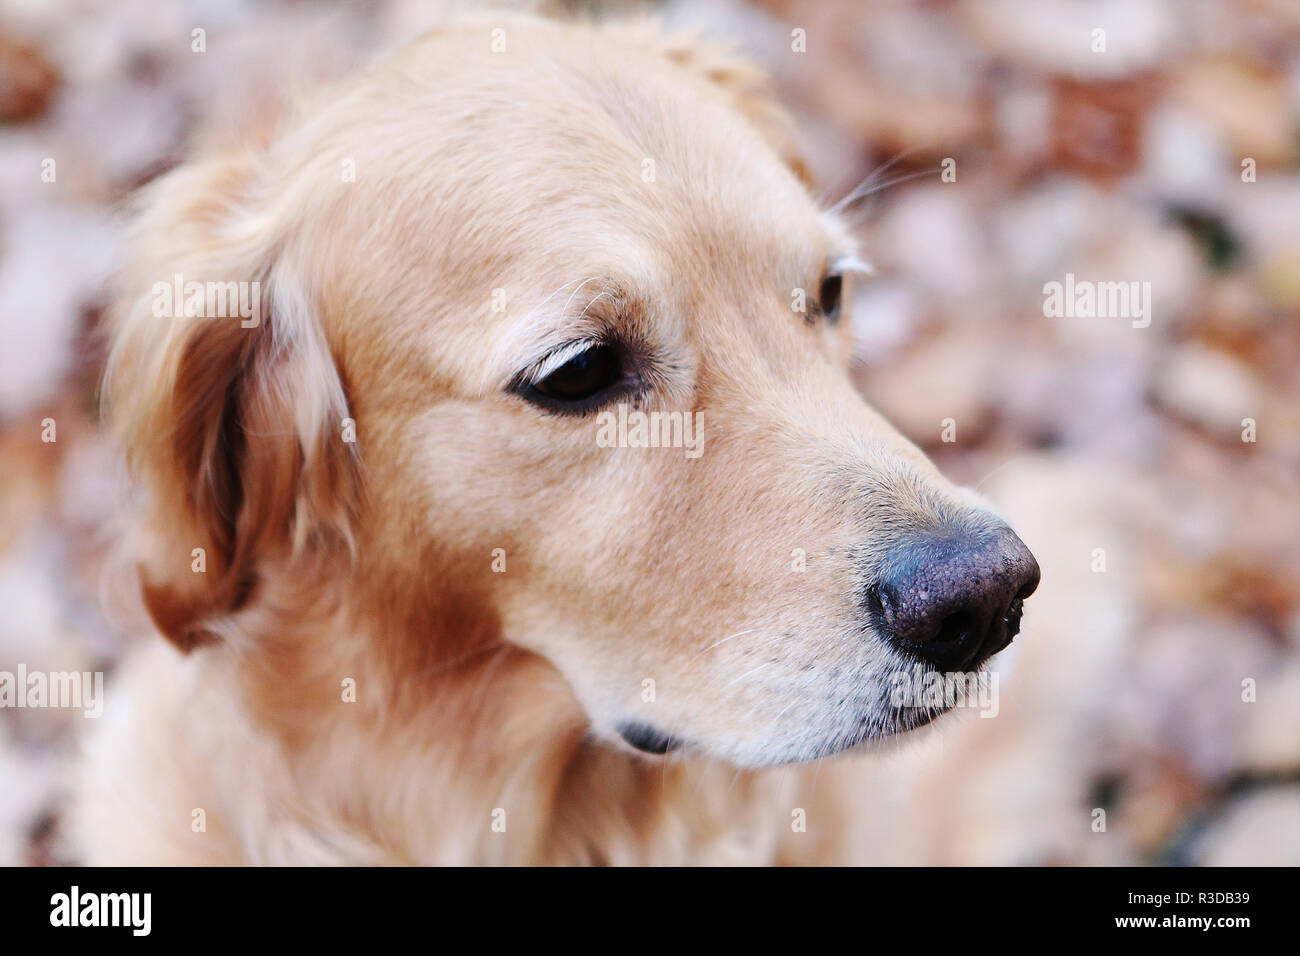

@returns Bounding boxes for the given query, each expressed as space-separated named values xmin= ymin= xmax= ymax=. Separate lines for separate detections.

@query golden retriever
xmin=71 ymin=13 xmax=1039 ymax=865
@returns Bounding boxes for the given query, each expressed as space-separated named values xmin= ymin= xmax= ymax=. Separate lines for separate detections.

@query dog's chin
xmin=838 ymin=704 xmax=955 ymax=756
xmin=773 ymin=702 xmax=953 ymax=764
xmin=610 ymin=702 xmax=957 ymax=768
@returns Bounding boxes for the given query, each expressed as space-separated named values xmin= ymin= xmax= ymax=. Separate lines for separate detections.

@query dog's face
xmin=113 ymin=19 xmax=1038 ymax=769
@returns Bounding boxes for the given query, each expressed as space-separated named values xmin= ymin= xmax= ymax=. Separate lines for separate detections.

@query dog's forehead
xmin=363 ymin=25 xmax=822 ymax=240
xmin=308 ymin=22 xmax=846 ymax=382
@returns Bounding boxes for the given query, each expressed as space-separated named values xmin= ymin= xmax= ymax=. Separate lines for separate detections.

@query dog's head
xmin=108 ymin=17 xmax=1038 ymax=768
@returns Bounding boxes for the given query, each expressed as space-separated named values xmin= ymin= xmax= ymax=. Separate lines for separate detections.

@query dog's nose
xmin=870 ymin=527 xmax=1040 ymax=671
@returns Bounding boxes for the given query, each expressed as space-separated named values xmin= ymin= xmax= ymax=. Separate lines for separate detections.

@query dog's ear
xmin=610 ymin=22 xmax=812 ymax=186
xmin=106 ymin=154 xmax=358 ymax=651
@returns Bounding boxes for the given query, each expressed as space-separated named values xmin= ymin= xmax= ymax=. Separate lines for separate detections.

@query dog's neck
xmin=220 ymin=576 xmax=792 ymax=864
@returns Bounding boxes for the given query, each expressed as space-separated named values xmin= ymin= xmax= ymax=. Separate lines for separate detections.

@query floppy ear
xmin=105 ymin=154 xmax=358 ymax=651
xmin=609 ymin=22 xmax=813 ymax=186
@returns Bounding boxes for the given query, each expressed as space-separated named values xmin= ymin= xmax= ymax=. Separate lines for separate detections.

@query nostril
xmin=922 ymin=611 xmax=979 ymax=668
xmin=864 ymin=583 xmax=890 ymax=632
xmin=930 ymin=611 xmax=972 ymax=652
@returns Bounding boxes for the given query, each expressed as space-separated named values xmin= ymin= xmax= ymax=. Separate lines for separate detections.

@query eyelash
xmin=510 ymin=337 xmax=646 ymax=416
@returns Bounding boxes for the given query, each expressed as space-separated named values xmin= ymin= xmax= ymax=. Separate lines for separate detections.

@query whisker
xmin=820 ymin=145 xmax=924 ymax=208
xmin=720 ymin=660 xmax=777 ymax=690
xmin=522 ymin=274 xmax=597 ymax=322
xmin=577 ymin=289 xmax=615 ymax=322
xmin=559 ymin=274 xmax=604 ymax=317
xmin=689 ymin=627 xmax=758 ymax=661
xmin=724 ymin=764 xmax=745 ymax=798
xmin=970 ymin=458 xmax=1018 ymax=493
xmin=832 ymin=166 xmax=940 ymax=215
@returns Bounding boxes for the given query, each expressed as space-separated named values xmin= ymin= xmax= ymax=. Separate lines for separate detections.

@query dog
xmin=70 ymin=13 xmax=1039 ymax=865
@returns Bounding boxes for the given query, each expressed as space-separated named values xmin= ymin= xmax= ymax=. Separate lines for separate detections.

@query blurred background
xmin=0 ymin=0 xmax=1297 ymax=865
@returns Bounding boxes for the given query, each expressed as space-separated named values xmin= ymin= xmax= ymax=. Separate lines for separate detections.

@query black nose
xmin=869 ymin=527 xmax=1040 ymax=671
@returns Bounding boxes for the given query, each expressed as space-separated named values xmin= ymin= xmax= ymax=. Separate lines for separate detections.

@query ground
xmin=0 ymin=0 xmax=1297 ymax=865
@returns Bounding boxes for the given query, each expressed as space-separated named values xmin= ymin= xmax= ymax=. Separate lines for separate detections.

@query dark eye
xmin=519 ymin=344 xmax=628 ymax=412
xmin=819 ymin=273 xmax=843 ymax=323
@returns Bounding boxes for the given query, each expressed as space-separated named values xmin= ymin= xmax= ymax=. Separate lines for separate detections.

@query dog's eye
xmin=819 ymin=273 xmax=843 ymax=323
xmin=537 ymin=345 xmax=621 ymax=400
xmin=519 ymin=343 xmax=629 ymax=412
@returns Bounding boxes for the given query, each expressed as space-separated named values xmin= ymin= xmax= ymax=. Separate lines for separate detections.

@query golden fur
xmin=72 ymin=15 xmax=1012 ymax=865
